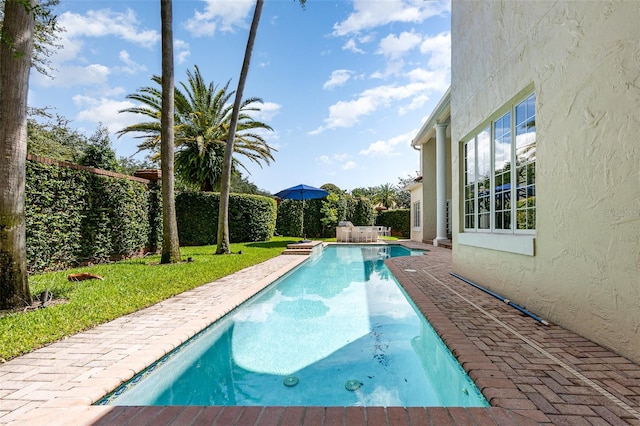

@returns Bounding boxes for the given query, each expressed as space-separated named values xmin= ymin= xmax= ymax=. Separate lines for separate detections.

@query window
xmin=463 ymin=93 xmax=536 ymax=233
xmin=413 ymin=201 xmax=421 ymax=228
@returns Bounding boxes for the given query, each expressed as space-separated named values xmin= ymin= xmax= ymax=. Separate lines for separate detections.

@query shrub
xmin=376 ymin=209 xmax=410 ymax=238
xmin=275 ymin=187 xmax=375 ymax=238
xmin=276 ymin=199 xmax=303 ymax=237
xmin=352 ymin=197 xmax=375 ymax=226
xmin=175 ymin=192 xmax=277 ymax=245
xmin=25 ymin=160 xmax=161 ymax=272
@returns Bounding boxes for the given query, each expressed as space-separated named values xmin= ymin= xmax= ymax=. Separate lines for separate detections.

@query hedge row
xmin=175 ymin=192 xmax=277 ymax=246
xmin=25 ymin=160 xmax=161 ymax=273
xmin=376 ymin=209 xmax=410 ymax=237
xmin=275 ymin=196 xmax=376 ymax=239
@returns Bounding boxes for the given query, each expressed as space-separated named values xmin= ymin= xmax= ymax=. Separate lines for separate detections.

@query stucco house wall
xmin=450 ymin=1 xmax=640 ymax=362
xmin=405 ymin=178 xmax=423 ymax=242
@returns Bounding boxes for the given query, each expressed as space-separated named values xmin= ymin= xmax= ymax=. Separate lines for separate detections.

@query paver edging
xmin=386 ymin=258 xmax=550 ymax=424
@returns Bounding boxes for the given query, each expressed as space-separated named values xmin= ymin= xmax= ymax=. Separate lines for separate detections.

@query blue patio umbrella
xmin=275 ymin=184 xmax=328 ymax=240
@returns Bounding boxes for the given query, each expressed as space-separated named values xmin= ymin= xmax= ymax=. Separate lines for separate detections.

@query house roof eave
xmin=411 ymin=86 xmax=451 ymax=147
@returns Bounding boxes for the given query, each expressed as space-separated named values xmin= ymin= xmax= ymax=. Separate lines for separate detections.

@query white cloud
xmin=175 ymin=39 xmax=191 ymax=65
xmin=184 ymin=0 xmax=254 ymax=36
xmin=360 ymin=129 xmax=417 ymax=156
xmin=116 ymin=50 xmax=147 ymax=75
xmin=34 ymin=64 xmax=110 ymax=88
xmin=342 ymin=161 xmax=357 ymax=170
xmin=253 ymin=102 xmax=282 ymax=121
xmin=342 ymin=38 xmax=365 ymax=54
xmin=317 ymin=153 xmax=355 ymax=171
xmin=377 ymin=31 xmax=422 ymax=59
xmin=420 ymin=31 xmax=451 ymax=69
xmin=333 ymin=0 xmax=450 ymax=37
xmin=323 ymin=70 xmax=354 ymax=90
xmin=73 ymin=95 xmax=139 ymax=134
xmin=310 ymin=83 xmax=432 ymax=134
xmin=36 ymin=8 xmax=159 ymax=88
xmin=60 ymin=9 xmax=159 ymax=49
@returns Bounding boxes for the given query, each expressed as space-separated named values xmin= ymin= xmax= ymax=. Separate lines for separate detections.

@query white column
xmin=434 ymin=122 xmax=448 ymax=246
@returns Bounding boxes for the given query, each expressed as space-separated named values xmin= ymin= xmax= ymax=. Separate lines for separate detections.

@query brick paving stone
xmin=121 ymin=406 xmax=161 ymax=425
xmin=424 ymin=407 xmax=453 ymax=425
xmin=280 ymin=406 xmax=304 ymax=426
xmin=192 ymin=407 xmax=223 ymax=425
xmin=525 ymin=392 xmax=560 ymax=414
xmin=485 ymin=408 xmax=519 ymax=425
xmin=169 ymin=406 xmax=204 ymax=426
xmin=302 ymin=407 xmax=325 ymax=425
xmin=590 ymin=405 xmax=632 ymax=425
xmin=325 ymin=407 xmax=345 ymax=426
xmin=546 ymin=414 xmax=594 ymax=425
xmin=466 ymin=408 xmax=498 ymax=425
xmin=345 ymin=406 xmax=366 ymax=426
xmin=386 ymin=407 xmax=408 ymax=425
xmin=406 ymin=407 xmax=429 ymax=426
xmin=364 ymin=407 xmax=387 ymax=425
xmin=152 ymin=406 xmax=183 ymax=425
xmin=215 ymin=406 xmax=243 ymax=425
xmin=447 ymin=407 xmax=474 ymax=425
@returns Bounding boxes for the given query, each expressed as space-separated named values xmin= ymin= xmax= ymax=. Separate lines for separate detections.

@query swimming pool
xmin=101 ymin=245 xmax=488 ymax=407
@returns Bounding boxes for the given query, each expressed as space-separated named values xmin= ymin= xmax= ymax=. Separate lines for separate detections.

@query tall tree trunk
xmin=0 ymin=0 xmax=36 ymax=309
xmin=160 ymin=0 xmax=180 ymax=264
xmin=216 ymin=0 xmax=263 ymax=254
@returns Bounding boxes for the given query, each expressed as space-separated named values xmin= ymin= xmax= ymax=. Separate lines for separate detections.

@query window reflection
xmin=463 ymin=92 xmax=536 ymax=233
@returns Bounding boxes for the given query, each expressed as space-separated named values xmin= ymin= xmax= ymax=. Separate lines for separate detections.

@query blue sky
xmin=29 ymin=0 xmax=451 ymax=194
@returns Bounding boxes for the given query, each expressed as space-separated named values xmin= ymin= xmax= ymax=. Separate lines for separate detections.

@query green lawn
xmin=0 ymin=237 xmax=299 ymax=362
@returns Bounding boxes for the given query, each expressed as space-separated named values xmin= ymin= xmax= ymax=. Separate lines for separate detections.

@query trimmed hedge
xmin=175 ymin=192 xmax=277 ymax=245
xmin=25 ymin=160 xmax=161 ymax=272
xmin=275 ymin=199 xmax=303 ymax=237
xmin=376 ymin=209 xmax=410 ymax=238
xmin=275 ymin=195 xmax=375 ymax=239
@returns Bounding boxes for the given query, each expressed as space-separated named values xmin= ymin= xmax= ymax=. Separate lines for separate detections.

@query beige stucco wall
xmin=409 ymin=183 xmax=422 ymax=242
xmin=418 ymin=132 xmax=452 ymax=242
xmin=450 ymin=1 xmax=640 ymax=362
xmin=422 ymin=139 xmax=437 ymax=241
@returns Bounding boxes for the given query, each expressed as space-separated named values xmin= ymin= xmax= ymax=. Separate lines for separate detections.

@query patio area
xmin=1 ymin=243 xmax=639 ymax=425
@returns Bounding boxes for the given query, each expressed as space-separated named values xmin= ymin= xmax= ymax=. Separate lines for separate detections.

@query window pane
xmin=477 ymin=128 xmax=491 ymax=181
xmin=502 ymin=211 xmax=511 ymax=229
xmin=462 ymin=93 xmax=536 ymax=234
xmin=465 ymin=141 xmax=475 ymax=184
xmin=465 ymin=200 xmax=473 ymax=214
xmin=478 ymin=213 xmax=490 ymax=229
xmin=516 ymin=94 xmax=536 ymax=148
xmin=465 ymin=215 xmax=474 ymax=228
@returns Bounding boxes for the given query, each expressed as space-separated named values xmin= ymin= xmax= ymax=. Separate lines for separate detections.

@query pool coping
xmin=1 ymin=242 xmax=639 ymax=425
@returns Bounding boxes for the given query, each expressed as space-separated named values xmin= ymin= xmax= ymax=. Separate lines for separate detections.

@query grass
xmin=0 ymin=237 xmax=299 ymax=362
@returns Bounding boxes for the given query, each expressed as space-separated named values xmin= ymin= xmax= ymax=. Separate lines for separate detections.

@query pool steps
xmin=282 ymin=240 xmax=323 ymax=255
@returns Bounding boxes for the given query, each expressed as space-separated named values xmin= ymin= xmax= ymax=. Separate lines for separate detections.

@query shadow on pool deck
xmin=1 ymin=243 xmax=639 ymax=425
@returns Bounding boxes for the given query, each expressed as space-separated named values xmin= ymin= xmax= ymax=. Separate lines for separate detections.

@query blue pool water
xmin=103 ymin=245 xmax=488 ymax=407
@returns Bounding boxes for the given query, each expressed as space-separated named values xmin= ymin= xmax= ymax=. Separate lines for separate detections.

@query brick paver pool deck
xmin=1 ymin=243 xmax=639 ymax=425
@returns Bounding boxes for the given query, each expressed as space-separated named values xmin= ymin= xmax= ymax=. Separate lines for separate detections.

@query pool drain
xmin=344 ymin=379 xmax=362 ymax=391
xmin=283 ymin=376 xmax=299 ymax=387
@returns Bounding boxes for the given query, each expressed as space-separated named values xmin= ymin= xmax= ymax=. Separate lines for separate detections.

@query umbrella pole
xmin=301 ymin=199 xmax=305 ymax=240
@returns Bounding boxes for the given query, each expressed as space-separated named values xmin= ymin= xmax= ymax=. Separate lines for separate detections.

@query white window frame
xmin=460 ymin=91 xmax=536 ymax=256
xmin=412 ymin=201 xmax=421 ymax=230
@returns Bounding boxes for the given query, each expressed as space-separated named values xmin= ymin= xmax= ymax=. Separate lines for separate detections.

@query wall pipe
xmin=450 ymin=272 xmax=550 ymax=326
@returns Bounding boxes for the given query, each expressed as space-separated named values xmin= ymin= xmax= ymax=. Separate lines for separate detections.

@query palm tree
xmin=0 ymin=0 xmax=36 ymax=309
xmin=216 ymin=0 xmax=306 ymax=254
xmin=373 ymin=183 xmax=398 ymax=210
xmin=117 ymin=66 xmax=275 ymax=191
xmin=159 ymin=0 xmax=180 ymax=264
